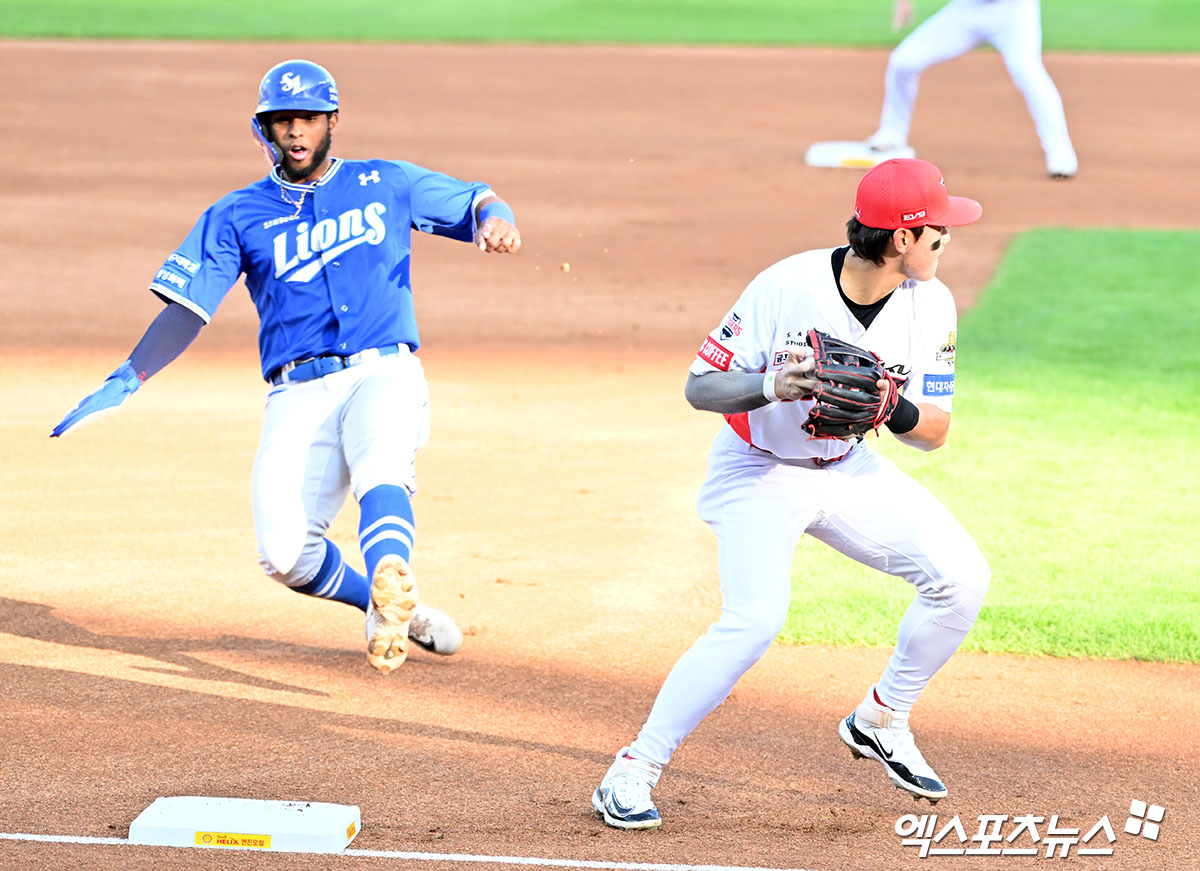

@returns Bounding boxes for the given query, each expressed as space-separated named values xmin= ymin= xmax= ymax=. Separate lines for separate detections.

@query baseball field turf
xmin=787 ymin=228 xmax=1200 ymax=662
xmin=2 ymin=0 xmax=1199 ymax=52
xmin=3 ymin=3 xmax=1195 ymax=665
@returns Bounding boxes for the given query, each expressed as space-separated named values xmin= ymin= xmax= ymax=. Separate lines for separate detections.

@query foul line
xmin=2 ymin=833 xmax=127 ymax=846
xmin=0 ymin=832 xmax=819 ymax=871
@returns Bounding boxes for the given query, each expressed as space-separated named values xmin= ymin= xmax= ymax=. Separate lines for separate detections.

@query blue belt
xmin=268 ymin=345 xmax=402 ymax=386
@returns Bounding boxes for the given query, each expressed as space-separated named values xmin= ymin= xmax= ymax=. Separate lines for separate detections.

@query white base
xmin=804 ymin=140 xmax=916 ymax=169
xmin=128 ymin=797 xmax=361 ymax=853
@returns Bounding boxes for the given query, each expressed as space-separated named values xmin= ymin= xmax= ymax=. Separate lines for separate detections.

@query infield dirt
xmin=2 ymin=41 xmax=1197 ymax=870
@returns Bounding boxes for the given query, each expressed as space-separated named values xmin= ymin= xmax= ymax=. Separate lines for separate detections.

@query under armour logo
xmin=359 ymin=171 xmax=380 ymax=186
xmin=280 ymin=72 xmax=302 ymax=93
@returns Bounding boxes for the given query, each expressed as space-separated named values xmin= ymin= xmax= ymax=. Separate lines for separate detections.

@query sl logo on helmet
xmin=280 ymin=72 xmax=303 ymax=93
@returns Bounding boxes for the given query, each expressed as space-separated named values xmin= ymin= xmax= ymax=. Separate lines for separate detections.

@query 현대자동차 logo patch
xmin=923 ymin=373 xmax=954 ymax=396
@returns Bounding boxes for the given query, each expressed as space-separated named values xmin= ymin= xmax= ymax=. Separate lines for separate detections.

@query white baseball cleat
xmin=407 ymin=602 xmax=463 ymax=655
xmin=866 ymin=135 xmax=909 ymax=154
xmin=364 ymin=555 xmax=419 ymax=674
xmin=1046 ymin=151 xmax=1078 ymax=179
xmin=592 ymin=747 xmax=663 ymax=830
xmin=838 ymin=689 xmax=948 ymax=804
xmin=804 ymin=140 xmax=915 ymax=169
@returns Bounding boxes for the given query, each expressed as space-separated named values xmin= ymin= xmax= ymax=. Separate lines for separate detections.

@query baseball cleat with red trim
xmin=838 ymin=692 xmax=947 ymax=804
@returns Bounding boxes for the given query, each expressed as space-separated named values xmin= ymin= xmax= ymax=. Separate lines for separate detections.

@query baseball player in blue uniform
xmin=51 ymin=59 xmax=521 ymax=673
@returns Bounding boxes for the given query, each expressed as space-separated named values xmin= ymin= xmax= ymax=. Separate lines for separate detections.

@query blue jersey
xmin=149 ymin=158 xmax=490 ymax=380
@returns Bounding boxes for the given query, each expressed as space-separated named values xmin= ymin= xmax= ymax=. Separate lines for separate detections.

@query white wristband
xmin=762 ymin=371 xmax=779 ymax=402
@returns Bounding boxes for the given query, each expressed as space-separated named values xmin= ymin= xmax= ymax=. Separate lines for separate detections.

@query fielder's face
xmin=268 ymin=110 xmax=338 ymax=182
xmin=897 ymin=224 xmax=950 ymax=282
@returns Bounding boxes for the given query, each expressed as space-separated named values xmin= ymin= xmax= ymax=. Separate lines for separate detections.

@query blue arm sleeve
xmin=128 ymin=302 xmax=205 ymax=381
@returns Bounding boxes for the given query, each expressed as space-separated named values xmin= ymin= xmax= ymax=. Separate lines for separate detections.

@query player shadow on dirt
xmin=0 ymin=596 xmax=335 ymax=696
xmin=1 ymin=594 xmax=812 ymax=784
xmin=0 ymin=615 xmax=840 ymax=809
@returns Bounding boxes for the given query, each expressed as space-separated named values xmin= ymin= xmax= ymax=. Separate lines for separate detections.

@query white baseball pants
xmin=873 ymin=0 xmax=1077 ymax=173
xmin=630 ymin=426 xmax=990 ymax=767
xmin=252 ymin=349 xmax=430 ymax=586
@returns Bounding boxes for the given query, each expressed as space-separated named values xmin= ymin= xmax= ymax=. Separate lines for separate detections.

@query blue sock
xmin=358 ymin=484 xmax=415 ymax=582
xmin=291 ymin=539 xmax=370 ymax=611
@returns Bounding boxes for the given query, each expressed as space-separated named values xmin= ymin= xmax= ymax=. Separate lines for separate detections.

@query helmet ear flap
xmin=251 ymin=115 xmax=280 ymax=167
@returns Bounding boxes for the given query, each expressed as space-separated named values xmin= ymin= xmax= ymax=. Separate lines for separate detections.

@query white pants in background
xmin=873 ymin=0 xmax=1077 ymax=174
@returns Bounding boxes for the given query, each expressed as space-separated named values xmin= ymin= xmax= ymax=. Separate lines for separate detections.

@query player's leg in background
xmin=628 ymin=442 xmax=817 ymax=768
xmin=871 ymin=0 xmax=984 ymax=150
xmin=808 ymin=446 xmax=990 ymax=711
xmin=988 ymin=0 xmax=1077 ymax=176
xmin=252 ymin=379 xmax=364 ymax=607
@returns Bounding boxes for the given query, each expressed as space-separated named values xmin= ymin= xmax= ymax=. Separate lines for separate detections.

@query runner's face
xmin=270 ymin=111 xmax=337 ymax=182
xmin=898 ymin=225 xmax=950 ymax=281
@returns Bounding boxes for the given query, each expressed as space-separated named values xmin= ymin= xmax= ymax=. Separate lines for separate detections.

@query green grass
xmin=781 ymin=229 xmax=1200 ymax=662
xmin=1 ymin=0 xmax=1197 ymax=52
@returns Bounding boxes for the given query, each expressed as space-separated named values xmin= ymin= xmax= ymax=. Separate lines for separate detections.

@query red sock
xmin=873 ymin=688 xmax=893 ymax=710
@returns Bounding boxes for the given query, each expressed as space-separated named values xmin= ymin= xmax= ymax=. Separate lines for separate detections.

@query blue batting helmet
xmin=251 ymin=59 xmax=339 ymax=164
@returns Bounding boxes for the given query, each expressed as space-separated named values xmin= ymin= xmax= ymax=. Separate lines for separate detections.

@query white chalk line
xmin=0 ymin=832 xmax=819 ymax=871
xmin=0 ymin=833 xmax=126 ymax=846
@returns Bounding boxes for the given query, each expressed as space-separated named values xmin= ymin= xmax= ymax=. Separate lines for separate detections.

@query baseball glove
xmin=802 ymin=329 xmax=901 ymax=440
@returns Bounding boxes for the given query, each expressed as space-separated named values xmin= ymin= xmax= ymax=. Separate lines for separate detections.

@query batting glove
xmin=50 ymin=360 xmax=142 ymax=438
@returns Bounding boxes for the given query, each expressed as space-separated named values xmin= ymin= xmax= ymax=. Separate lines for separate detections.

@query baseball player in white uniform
xmin=869 ymin=0 xmax=1078 ymax=178
xmin=593 ymin=158 xmax=991 ymax=829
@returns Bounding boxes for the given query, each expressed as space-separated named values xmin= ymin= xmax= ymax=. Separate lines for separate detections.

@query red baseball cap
xmin=854 ymin=158 xmax=982 ymax=230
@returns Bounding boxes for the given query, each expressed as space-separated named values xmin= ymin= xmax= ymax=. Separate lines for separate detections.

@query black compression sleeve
xmin=127 ymin=303 xmax=205 ymax=381
xmin=884 ymin=395 xmax=920 ymax=434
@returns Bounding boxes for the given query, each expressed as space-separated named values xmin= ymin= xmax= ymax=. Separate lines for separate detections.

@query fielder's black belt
xmin=268 ymin=344 xmax=402 ymax=386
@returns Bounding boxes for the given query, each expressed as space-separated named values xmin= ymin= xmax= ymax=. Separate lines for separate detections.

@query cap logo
xmin=280 ymin=72 xmax=303 ymax=93
xmin=901 ymin=209 xmax=927 ymax=222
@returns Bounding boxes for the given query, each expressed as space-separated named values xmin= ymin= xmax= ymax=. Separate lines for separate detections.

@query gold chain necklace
xmin=279 ymin=184 xmax=308 ymax=218
xmin=277 ymin=160 xmax=334 ymax=218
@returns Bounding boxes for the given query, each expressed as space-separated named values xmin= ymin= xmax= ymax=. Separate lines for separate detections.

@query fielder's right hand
xmin=771 ymin=348 xmax=819 ymax=400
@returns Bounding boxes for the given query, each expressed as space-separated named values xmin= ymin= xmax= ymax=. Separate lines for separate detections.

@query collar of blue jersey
xmin=271 ymin=157 xmax=345 ymax=192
